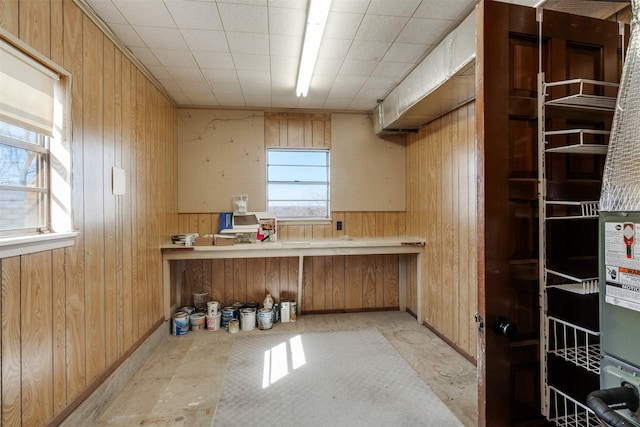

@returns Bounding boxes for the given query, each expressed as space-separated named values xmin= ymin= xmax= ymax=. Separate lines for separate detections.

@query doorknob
xmin=493 ymin=316 xmax=518 ymax=339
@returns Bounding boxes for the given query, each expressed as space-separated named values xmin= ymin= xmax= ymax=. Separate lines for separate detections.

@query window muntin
xmin=267 ymin=149 xmax=329 ymax=219
xmin=0 ymin=120 xmax=49 ymax=236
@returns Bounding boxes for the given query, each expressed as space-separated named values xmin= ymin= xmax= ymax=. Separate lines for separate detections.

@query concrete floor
xmin=93 ymin=311 xmax=478 ymax=426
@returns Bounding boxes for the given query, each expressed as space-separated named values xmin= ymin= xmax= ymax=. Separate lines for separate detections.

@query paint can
xmin=178 ymin=306 xmax=195 ymax=315
xmin=231 ymin=301 xmax=245 ymax=311
xmin=240 ymin=308 xmax=256 ymax=331
xmin=206 ymin=313 xmax=221 ymax=331
xmin=245 ymin=301 xmax=259 ymax=311
xmin=290 ymin=301 xmax=297 ymax=322
xmin=190 ymin=312 xmax=206 ymax=331
xmin=207 ymin=301 xmax=219 ymax=317
xmin=228 ymin=319 xmax=240 ymax=334
xmin=172 ymin=311 xmax=190 ymax=336
xmin=257 ymin=308 xmax=273 ymax=330
xmin=221 ymin=306 xmax=237 ymax=330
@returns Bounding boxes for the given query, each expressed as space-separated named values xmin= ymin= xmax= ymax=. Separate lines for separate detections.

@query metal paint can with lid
xmin=172 ymin=312 xmax=190 ymax=336
xmin=257 ymin=308 xmax=273 ymax=330
xmin=221 ymin=306 xmax=237 ymax=330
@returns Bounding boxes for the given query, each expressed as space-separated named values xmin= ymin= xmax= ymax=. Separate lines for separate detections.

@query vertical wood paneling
xmin=21 ymin=252 xmax=53 ymax=426
xmin=0 ymin=1 xmax=179 ymax=424
xmin=19 ymin=0 xmax=50 ymax=57
xmin=406 ymin=102 xmax=478 ymax=359
xmin=62 ymin=0 xmax=87 ymax=402
xmin=2 ymin=257 xmax=22 ymax=426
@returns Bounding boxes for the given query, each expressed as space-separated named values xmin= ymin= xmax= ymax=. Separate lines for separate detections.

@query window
xmin=0 ymin=35 xmax=74 ymax=257
xmin=267 ymin=149 xmax=329 ymax=219
xmin=0 ymin=121 xmax=49 ymax=236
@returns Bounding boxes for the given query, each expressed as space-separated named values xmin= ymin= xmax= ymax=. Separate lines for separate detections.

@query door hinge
xmin=475 ymin=313 xmax=484 ymax=333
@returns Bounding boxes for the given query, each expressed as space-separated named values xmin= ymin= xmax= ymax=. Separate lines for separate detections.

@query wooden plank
xmin=303 ymin=119 xmax=313 ymax=148
xmin=324 ymin=257 xmax=333 ymax=310
xmin=103 ymin=35 xmax=118 ymax=366
xmin=441 ymin=111 xmax=455 ymax=338
xmin=2 ymin=257 xmax=22 ymax=426
xmin=21 ymin=252 xmax=53 ymax=426
xmin=264 ymin=116 xmax=280 ymax=148
xmin=135 ymin=69 xmax=148 ymax=340
xmin=344 ymin=212 xmax=362 ymax=238
xmin=264 ymin=258 xmax=280 ymax=301
xmin=345 ymin=256 xmax=363 ymax=309
xmin=457 ymin=104 xmax=470 ymax=352
xmin=113 ymin=48 xmax=124 ymax=358
xmin=51 ymin=0 xmax=64 ymax=65
xmin=0 ymin=0 xmax=19 ymax=36
xmin=362 ymin=255 xmax=376 ymax=308
xmin=247 ymin=258 xmax=265 ymax=303
xmin=83 ymin=16 xmax=106 ymax=383
xmin=383 ymin=254 xmax=399 ymax=307
xmin=62 ymin=0 xmax=87 ymax=401
xmin=279 ymin=120 xmax=288 ymax=146
xmin=332 ymin=255 xmax=345 ymax=309
xmin=52 ymin=248 xmax=67 ymax=414
xmin=362 ymin=212 xmax=376 ymax=238
xmin=19 ymin=0 xmax=50 ymax=57
xmin=312 ymin=119 xmax=324 ymax=148
xmin=288 ymin=119 xmax=304 ymax=147
xmin=121 ymin=55 xmax=134 ymax=351
xmin=311 ymin=257 xmax=325 ymax=310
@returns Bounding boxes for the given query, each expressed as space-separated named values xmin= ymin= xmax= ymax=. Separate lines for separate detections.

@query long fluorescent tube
xmin=296 ymin=0 xmax=332 ymax=97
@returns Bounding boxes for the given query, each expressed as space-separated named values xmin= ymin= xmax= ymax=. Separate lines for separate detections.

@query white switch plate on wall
xmin=112 ymin=167 xmax=125 ymax=195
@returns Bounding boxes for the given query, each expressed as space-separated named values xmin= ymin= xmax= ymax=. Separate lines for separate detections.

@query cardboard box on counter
xmin=214 ymin=234 xmax=235 ymax=246
xmin=194 ymin=236 xmax=214 ymax=246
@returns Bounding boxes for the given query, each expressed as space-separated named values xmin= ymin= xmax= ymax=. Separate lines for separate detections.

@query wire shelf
xmin=544 ymin=79 xmax=619 ymax=111
xmin=547 ymin=316 xmax=601 ymax=374
xmin=548 ymin=386 xmax=602 ymax=427
xmin=545 ymin=201 xmax=599 ymax=220
xmin=544 ymin=129 xmax=610 ymax=155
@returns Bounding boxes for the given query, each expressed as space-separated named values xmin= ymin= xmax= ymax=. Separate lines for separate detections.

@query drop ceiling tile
xmin=348 ymin=98 xmax=378 ymax=110
xmin=217 ymin=0 xmax=267 ymax=6
xmin=268 ymin=0 xmax=306 ymax=10
xmin=232 ymin=53 xmax=270 ymax=72
xmin=146 ymin=65 xmax=171 ymax=80
xmin=271 ymin=95 xmax=300 ymax=108
xmin=397 ymin=17 xmax=455 ymax=44
xmin=322 ymin=97 xmax=352 ymax=110
xmin=212 ymin=82 xmax=242 ymax=94
xmin=361 ymin=76 xmax=401 ymax=90
xmin=213 ymin=93 xmax=246 ymax=106
xmin=270 ymin=57 xmax=298 ymax=84
xmin=187 ymin=93 xmax=219 ymax=105
xmin=354 ymin=15 xmax=408 ymax=42
xmin=339 ymin=59 xmax=377 ymax=76
xmin=243 ymin=95 xmax=272 ymax=108
xmin=372 ymin=61 xmax=414 ymax=79
xmin=165 ymin=0 xmax=223 ymax=30
xmin=414 ymin=0 xmax=473 ymax=21
xmin=226 ymin=32 xmax=269 ymax=55
xmin=237 ymin=70 xmax=271 ymax=89
xmin=113 ymin=0 xmax=175 ymax=27
xmin=317 ymin=39 xmax=351 ymax=60
xmin=177 ymin=80 xmax=213 ymax=94
xmin=270 ymin=34 xmax=302 ymax=57
xmin=153 ymin=48 xmax=197 ymax=67
xmin=127 ymin=47 xmax=161 ymax=66
xmin=383 ymin=42 xmax=430 ymax=63
xmin=330 ymin=75 xmax=367 ymax=97
xmin=323 ymin=12 xmax=364 ymax=39
xmin=367 ymin=0 xmax=422 ymax=17
xmin=194 ymin=51 xmax=234 ymax=70
xmin=86 ymin=0 xmax=127 ymax=24
xmin=109 ymin=23 xmax=145 ymax=47
xmin=330 ymin=0 xmax=370 ymax=14
xmin=202 ymin=69 xmax=239 ymax=85
xmin=135 ymin=26 xmax=187 ymax=50
xmin=313 ymin=57 xmax=343 ymax=76
xmin=296 ymin=96 xmax=327 ymax=109
xmin=346 ymin=40 xmax=392 ymax=62
xmin=165 ymin=66 xmax=204 ymax=82
xmin=217 ymin=3 xmax=268 ymax=33
xmin=269 ymin=7 xmax=306 ymax=36
xmin=182 ymin=30 xmax=229 ymax=53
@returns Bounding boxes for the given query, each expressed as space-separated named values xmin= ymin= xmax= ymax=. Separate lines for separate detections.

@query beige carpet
xmin=212 ymin=327 xmax=463 ymax=426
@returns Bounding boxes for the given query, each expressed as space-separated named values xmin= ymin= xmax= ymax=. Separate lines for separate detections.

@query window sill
xmin=0 ymin=231 xmax=79 ymax=259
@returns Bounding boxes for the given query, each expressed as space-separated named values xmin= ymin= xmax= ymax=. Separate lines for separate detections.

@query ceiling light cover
xmin=296 ymin=0 xmax=332 ymax=97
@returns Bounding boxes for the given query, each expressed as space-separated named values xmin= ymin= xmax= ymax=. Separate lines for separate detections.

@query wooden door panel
xmin=479 ymin=1 xmax=621 ymax=425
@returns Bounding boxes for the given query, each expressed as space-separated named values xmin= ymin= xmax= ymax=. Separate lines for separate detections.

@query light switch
xmin=112 ymin=167 xmax=125 ymax=195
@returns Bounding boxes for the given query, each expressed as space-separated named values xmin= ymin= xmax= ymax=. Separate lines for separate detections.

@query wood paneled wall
xmin=176 ymin=112 xmax=407 ymax=312
xmin=406 ymin=102 xmax=478 ymax=359
xmin=0 ymin=1 xmax=178 ymax=425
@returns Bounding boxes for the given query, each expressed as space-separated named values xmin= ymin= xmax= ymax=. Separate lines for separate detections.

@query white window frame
xmin=0 ymin=31 xmax=76 ymax=258
xmin=266 ymin=148 xmax=330 ymax=222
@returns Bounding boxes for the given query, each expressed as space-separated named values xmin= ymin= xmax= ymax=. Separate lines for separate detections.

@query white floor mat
xmin=212 ymin=327 xmax=463 ymax=426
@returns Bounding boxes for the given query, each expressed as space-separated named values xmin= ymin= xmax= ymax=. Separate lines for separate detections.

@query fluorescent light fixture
xmin=296 ymin=0 xmax=332 ymax=97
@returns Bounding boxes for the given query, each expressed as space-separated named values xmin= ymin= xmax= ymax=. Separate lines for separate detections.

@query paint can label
xmin=240 ymin=308 xmax=256 ymax=331
xmin=172 ymin=312 xmax=190 ymax=336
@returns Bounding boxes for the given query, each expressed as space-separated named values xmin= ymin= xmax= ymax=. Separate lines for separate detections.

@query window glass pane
xmin=0 ymin=145 xmax=46 ymax=187
xmin=267 ymin=200 xmax=328 ymax=218
xmin=268 ymin=150 xmax=327 ymax=166
xmin=268 ymin=165 xmax=327 ymax=182
xmin=0 ymin=188 xmax=47 ymax=231
xmin=0 ymin=121 xmax=39 ymax=144
xmin=266 ymin=148 xmax=329 ymax=219
xmin=268 ymin=183 xmax=327 ymax=201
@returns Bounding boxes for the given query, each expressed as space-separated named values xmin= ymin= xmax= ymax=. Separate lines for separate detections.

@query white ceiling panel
xmin=81 ymin=0 xmax=629 ymax=111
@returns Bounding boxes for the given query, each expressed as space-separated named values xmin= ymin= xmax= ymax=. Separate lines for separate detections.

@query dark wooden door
xmin=476 ymin=1 xmax=622 ymax=425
